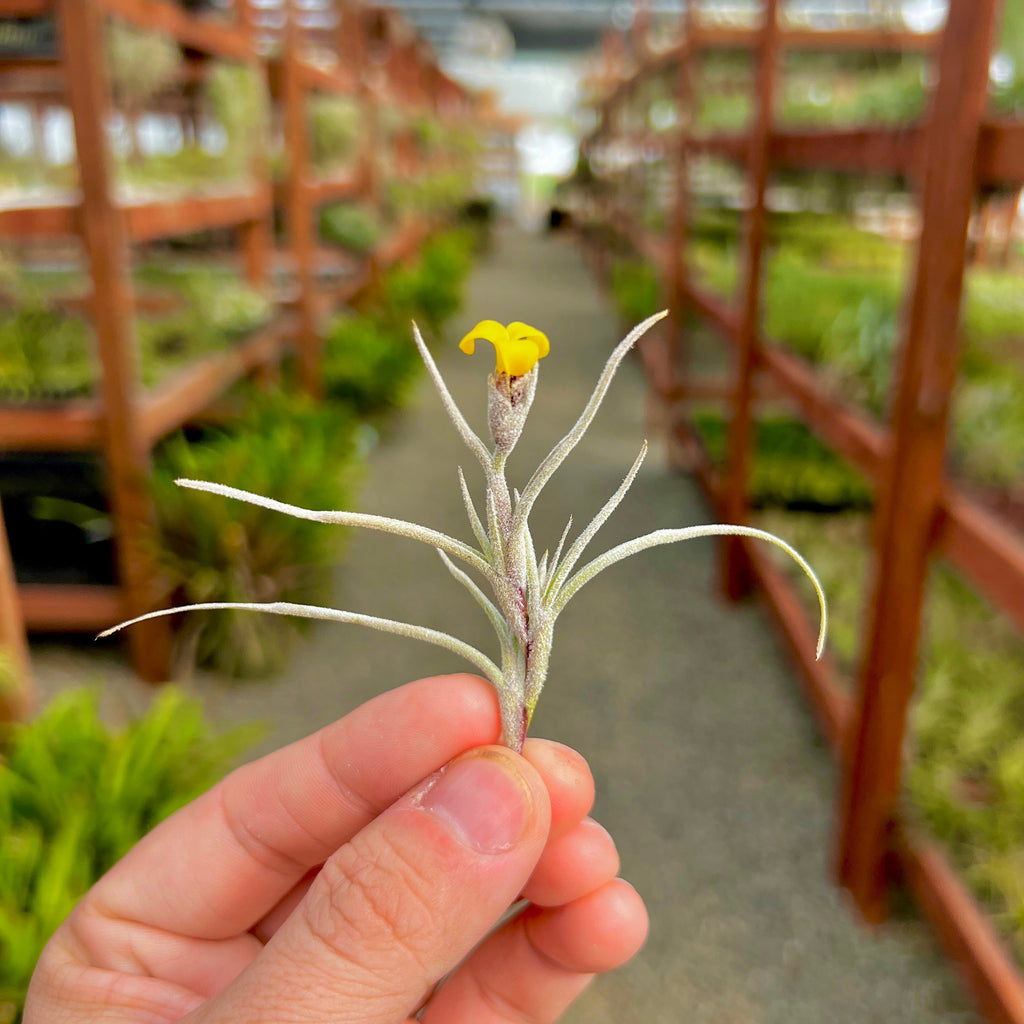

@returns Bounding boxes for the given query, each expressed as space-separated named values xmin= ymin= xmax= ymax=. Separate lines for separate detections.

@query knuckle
xmin=303 ymin=830 xmax=439 ymax=975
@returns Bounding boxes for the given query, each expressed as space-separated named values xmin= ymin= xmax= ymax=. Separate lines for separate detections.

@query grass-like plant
xmin=758 ymin=507 xmax=1024 ymax=962
xmin=106 ymin=21 xmax=182 ymax=111
xmin=381 ymin=230 xmax=475 ymax=335
xmin=309 ymin=95 xmax=362 ymax=173
xmin=779 ymin=61 xmax=927 ymax=128
xmin=107 ymin=313 xmax=826 ymax=749
xmin=205 ymin=62 xmax=270 ymax=180
xmin=135 ymin=269 xmax=272 ymax=387
xmin=0 ymin=687 xmax=258 ymax=1022
xmin=319 ymin=202 xmax=381 ymax=254
xmin=611 ymin=259 xmax=661 ymax=326
xmin=385 ymin=171 xmax=475 ymax=221
xmin=323 ymin=313 xmax=421 ymax=415
xmin=692 ymin=412 xmax=874 ymax=511
xmin=0 ymin=303 xmax=95 ymax=401
xmin=151 ymin=394 xmax=361 ymax=677
xmin=951 ymin=373 xmax=1024 ymax=487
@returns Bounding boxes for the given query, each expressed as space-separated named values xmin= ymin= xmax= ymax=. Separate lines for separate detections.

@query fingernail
xmin=421 ymin=752 xmax=532 ymax=855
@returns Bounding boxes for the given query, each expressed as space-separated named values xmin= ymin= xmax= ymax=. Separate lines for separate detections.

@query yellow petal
xmin=506 ymin=322 xmax=550 ymax=361
xmin=496 ymin=340 xmax=538 ymax=376
xmin=459 ymin=319 xmax=550 ymax=376
xmin=459 ymin=320 xmax=508 ymax=357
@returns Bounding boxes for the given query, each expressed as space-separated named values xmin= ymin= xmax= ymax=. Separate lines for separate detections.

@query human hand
xmin=26 ymin=673 xmax=648 ymax=1023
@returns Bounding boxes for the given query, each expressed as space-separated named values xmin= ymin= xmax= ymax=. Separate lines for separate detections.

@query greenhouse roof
xmin=259 ymin=1 xmax=927 ymax=58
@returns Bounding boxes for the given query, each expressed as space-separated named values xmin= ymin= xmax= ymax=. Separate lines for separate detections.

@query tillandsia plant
xmin=103 ymin=312 xmax=826 ymax=752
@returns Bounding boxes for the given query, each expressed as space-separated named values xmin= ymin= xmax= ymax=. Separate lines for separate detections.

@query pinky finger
xmin=420 ymin=879 xmax=648 ymax=1024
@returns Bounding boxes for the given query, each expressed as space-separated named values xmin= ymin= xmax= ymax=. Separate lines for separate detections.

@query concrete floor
xmin=32 ymin=228 xmax=979 ymax=1023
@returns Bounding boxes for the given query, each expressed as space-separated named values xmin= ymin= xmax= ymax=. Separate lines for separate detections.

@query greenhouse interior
xmin=1 ymin=0 xmax=1024 ymax=1020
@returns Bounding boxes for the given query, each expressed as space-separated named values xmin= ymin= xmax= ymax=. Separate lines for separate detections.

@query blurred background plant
xmin=323 ymin=313 xmax=420 ymax=415
xmin=0 ymin=302 xmax=95 ymax=401
xmin=152 ymin=392 xmax=362 ymax=677
xmin=379 ymin=228 xmax=475 ymax=335
xmin=309 ymin=95 xmax=362 ymax=174
xmin=106 ymin=21 xmax=182 ymax=162
xmin=610 ymin=258 xmax=660 ymax=327
xmin=754 ymin=502 xmax=1024 ymax=959
xmin=204 ymin=62 xmax=270 ymax=180
xmin=691 ymin=412 xmax=874 ymax=512
xmin=0 ymin=688 xmax=259 ymax=1024
xmin=319 ymin=201 xmax=382 ymax=254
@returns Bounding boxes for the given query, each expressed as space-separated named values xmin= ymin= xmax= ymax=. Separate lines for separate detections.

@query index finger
xmin=86 ymin=674 xmax=501 ymax=940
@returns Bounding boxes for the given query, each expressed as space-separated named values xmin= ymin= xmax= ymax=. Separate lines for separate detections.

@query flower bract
xmin=459 ymin=319 xmax=550 ymax=377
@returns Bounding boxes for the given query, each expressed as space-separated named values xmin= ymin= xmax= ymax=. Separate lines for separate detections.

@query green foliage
xmin=951 ymin=372 xmax=1024 ymax=487
xmin=763 ymin=253 xmax=902 ymax=365
xmin=119 ymin=58 xmax=270 ymax=189
xmin=756 ymin=508 xmax=1024 ymax=961
xmin=688 ymin=239 xmax=738 ymax=299
xmin=377 ymin=105 xmax=407 ymax=142
xmin=910 ymin=568 xmax=1024 ymax=961
xmin=768 ymin=211 xmax=905 ymax=273
xmin=610 ymin=259 xmax=660 ymax=325
xmin=692 ymin=412 xmax=873 ymax=511
xmin=386 ymin=171 xmax=474 ymax=220
xmin=695 ymin=90 xmax=752 ymax=132
xmin=0 ymin=152 xmax=76 ymax=192
xmin=153 ymin=393 xmax=361 ymax=677
xmin=963 ymin=268 xmax=1024 ymax=343
xmin=689 ymin=215 xmax=903 ymax=410
xmin=323 ymin=229 xmax=475 ymax=414
xmin=309 ymin=95 xmax=362 ymax=172
xmin=992 ymin=0 xmax=1024 ymax=114
xmin=818 ymin=296 xmax=897 ymax=413
xmin=106 ymin=21 xmax=182 ymax=108
xmin=441 ymin=125 xmax=481 ymax=160
xmin=119 ymin=144 xmax=230 ymax=190
xmin=411 ymin=114 xmax=444 ymax=154
xmin=0 ymin=648 xmax=19 ymax=709
xmin=0 ymin=303 xmax=95 ymax=400
xmin=690 ymin=206 xmax=740 ymax=248
xmin=133 ymin=267 xmax=272 ymax=388
xmin=319 ymin=202 xmax=381 ymax=254
xmin=780 ymin=61 xmax=927 ymax=128
xmin=205 ymin=62 xmax=270 ymax=178
xmin=381 ymin=229 xmax=475 ymax=335
xmin=323 ymin=314 xmax=420 ymax=415
xmin=952 ymin=269 xmax=1024 ymax=486
xmin=694 ymin=54 xmax=753 ymax=131
xmin=0 ymin=687 xmax=257 ymax=1020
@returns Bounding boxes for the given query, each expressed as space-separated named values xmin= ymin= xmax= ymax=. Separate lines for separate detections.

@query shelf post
xmin=235 ymin=2 xmax=272 ymax=291
xmin=0 ymin=496 xmax=33 ymax=721
xmin=662 ymin=9 xmax=695 ymax=404
xmin=835 ymin=0 xmax=1001 ymax=924
xmin=339 ymin=0 xmax=379 ymax=206
xmin=282 ymin=2 xmax=320 ymax=397
xmin=720 ymin=0 xmax=780 ymax=601
xmin=57 ymin=0 xmax=172 ymax=682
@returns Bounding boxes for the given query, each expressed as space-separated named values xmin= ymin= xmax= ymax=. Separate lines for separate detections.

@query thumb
xmin=194 ymin=746 xmax=551 ymax=1024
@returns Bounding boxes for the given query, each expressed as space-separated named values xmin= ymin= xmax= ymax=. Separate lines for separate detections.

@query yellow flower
xmin=459 ymin=320 xmax=550 ymax=377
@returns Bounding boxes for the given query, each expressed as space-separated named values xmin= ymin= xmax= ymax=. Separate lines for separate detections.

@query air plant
xmin=102 ymin=312 xmax=826 ymax=751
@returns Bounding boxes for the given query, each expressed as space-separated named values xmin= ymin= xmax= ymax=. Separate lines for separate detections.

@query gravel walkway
xmin=32 ymin=227 xmax=978 ymax=1023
